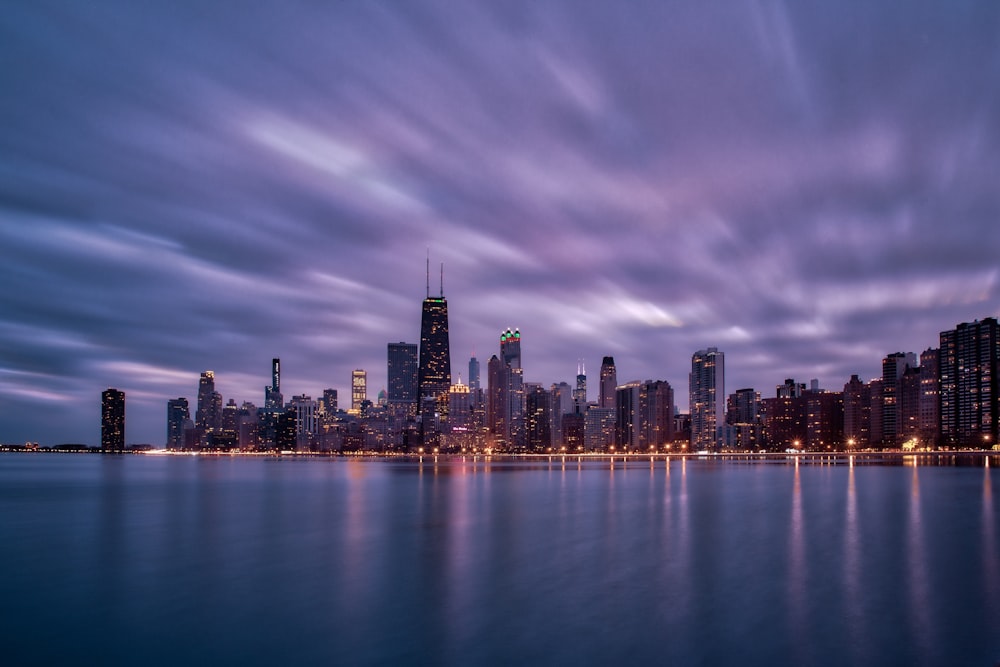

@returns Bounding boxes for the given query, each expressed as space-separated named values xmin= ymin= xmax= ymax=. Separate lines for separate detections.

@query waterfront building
xmin=417 ymin=262 xmax=452 ymax=412
xmin=289 ymin=394 xmax=318 ymax=450
xmin=843 ymin=375 xmax=871 ymax=449
xmin=351 ymin=369 xmax=367 ymax=413
xmin=805 ymin=390 xmax=844 ymax=450
xmin=881 ymin=352 xmax=917 ymax=447
xmin=265 ymin=358 xmax=283 ymax=410
xmin=584 ymin=406 xmax=616 ymax=451
xmin=599 ymin=357 xmax=617 ymax=410
xmin=918 ymin=348 xmax=940 ymax=447
xmin=196 ymin=371 xmax=222 ymax=438
xmin=166 ymin=397 xmax=189 ymax=449
xmin=690 ymin=347 xmax=724 ymax=451
xmin=387 ymin=342 xmax=418 ymax=412
xmin=574 ymin=361 xmax=587 ymax=409
xmin=550 ymin=381 xmax=573 ymax=449
xmin=940 ymin=317 xmax=1000 ymax=448
xmin=726 ymin=388 xmax=762 ymax=451
xmin=616 ymin=380 xmax=674 ymax=451
xmin=525 ymin=383 xmax=552 ymax=452
xmin=487 ymin=329 xmax=526 ymax=449
xmin=101 ymin=388 xmax=125 ymax=452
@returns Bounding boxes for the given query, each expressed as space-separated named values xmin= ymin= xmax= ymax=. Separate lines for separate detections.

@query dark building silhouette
xmin=940 ymin=318 xmax=1000 ymax=448
xmin=599 ymin=356 xmax=617 ymax=409
xmin=387 ymin=342 xmax=418 ymax=410
xmin=843 ymin=375 xmax=871 ymax=448
xmin=166 ymin=397 xmax=189 ymax=449
xmin=265 ymin=358 xmax=283 ymax=409
xmin=526 ymin=383 xmax=552 ymax=452
xmin=102 ymin=388 xmax=125 ymax=452
xmin=417 ymin=263 xmax=451 ymax=413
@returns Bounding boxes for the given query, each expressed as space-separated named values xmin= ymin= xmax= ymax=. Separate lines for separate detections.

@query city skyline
xmin=2 ymin=3 xmax=1000 ymax=444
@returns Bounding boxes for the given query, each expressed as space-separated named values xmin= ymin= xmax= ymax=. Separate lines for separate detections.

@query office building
xmin=166 ymin=397 xmax=189 ymax=449
xmin=690 ymin=347 xmax=724 ymax=451
xmin=102 ymin=388 xmax=125 ymax=452
xmin=351 ymin=369 xmax=367 ymax=413
xmin=417 ymin=261 xmax=452 ymax=412
xmin=940 ymin=318 xmax=1000 ymax=448
xmin=599 ymin=356 xmax=617 ymax=409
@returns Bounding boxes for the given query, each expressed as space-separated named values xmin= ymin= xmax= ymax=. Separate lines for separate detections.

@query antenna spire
xmin=440 ymin=262 xmax=444 ymax=297
xmin=425 ymin=249 xmax=430 ymax=299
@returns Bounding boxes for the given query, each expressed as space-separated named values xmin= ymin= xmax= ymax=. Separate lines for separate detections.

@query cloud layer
xmin=2 ymin=1 xmax=999 ymax=444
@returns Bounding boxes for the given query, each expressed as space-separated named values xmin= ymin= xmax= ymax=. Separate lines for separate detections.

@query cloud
xmin=1 ymin=1 xmax=999 ymax=443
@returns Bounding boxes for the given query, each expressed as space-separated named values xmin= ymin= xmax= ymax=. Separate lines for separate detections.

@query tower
xmin=599 ymin=356 xmax=617 ymax=409
xmin=497 ymin=328 xmax=525 ymax=448
xmin=167 ymin=397 xmax=190 ymax=449
xmin=690 ymin=347 xmax=724 ymax=451
xmin=387 ymin=342 xmax=418 ymax=409
xmin=574 ymin=360 xmax=587 ymax=407
xmin=352 ymin=369 xmax=367 ymax=413
xmin=940 ymin=318 xmax=1000 ymax=448
xmin=417 ymin=259 xmax=451 ymax=412
xmin=265 ymin=358 xmax=283 ymax=409
xmin=102 ymin=388 xmax=125 ymax=452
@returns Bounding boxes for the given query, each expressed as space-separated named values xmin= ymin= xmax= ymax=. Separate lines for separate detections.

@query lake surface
xmin=1 ymin=453 xmax=998 ymax=666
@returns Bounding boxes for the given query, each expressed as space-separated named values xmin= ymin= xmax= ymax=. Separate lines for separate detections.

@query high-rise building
xmin=599 ymin=356 xmax=617 ymax=409
xmin=584 ymin=407 xmax=616 ymax=452
xmin=166 ymin=397 xmax=189 ymax=449
xmin=488 ymin=329 xmax=526 ymax=449
xmin=525 ymin=383 xmax=552 ymax=452
xmin=550 ymin=381 xmax=573 ymax=449
xmin=574 ymin=361 xmax=587 ymax=408
xmin=101 ymin=388 xmax=125 ymax=452
xmin=616 ymin=380 xmax=674 ymax=451
xmin=940 ymin=318 xmax=1000 ymax=448
xmin=196 ymin=371 xmax=222 ymax=433
xmin=265 ymin=358 xmax=283 ymax=410
xmin=468 ymin=356 xmax=480 ymax=398
xmin=289 ymin=394 xmax=318 ymax=451
xmin=487 ymin=354 xmax=507 ymax=448
xmin=417 ymin=261 xmax=451 ymax=412
xmin=690 ymin=348 xmax=724 ymax=451
xmin=388 ymin=342 xmax=418 ymax=410
xmin=320 ymin=389 xmax=338 ymax=415
xmin=918 ymin=348 xmax=940 ymax=447
xmin=351 ymin=369 xmax=367 ymax=413
xmin=881 ymin=352 xmax=916 ymax=447
xmin=843 ymin=375 xmax=871 ymax=449
xmin=726 ymin=388 xmax=762 ymax=451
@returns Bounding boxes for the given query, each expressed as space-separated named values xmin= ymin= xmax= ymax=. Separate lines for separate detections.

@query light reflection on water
xmin=0 ymin=454 xmax=998 ymax=666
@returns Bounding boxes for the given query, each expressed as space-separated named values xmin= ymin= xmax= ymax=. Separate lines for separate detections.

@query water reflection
xmin=906 ymin=465 xmax=933 ymax=663
xmin=843 ymin=462 xmax=863 ymax=660
xmin=787 ymin=459 xmax=806 ymax=661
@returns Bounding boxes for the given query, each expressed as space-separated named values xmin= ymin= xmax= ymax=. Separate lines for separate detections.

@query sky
xmin=2 ymin=1 xmax=1000 ymax=446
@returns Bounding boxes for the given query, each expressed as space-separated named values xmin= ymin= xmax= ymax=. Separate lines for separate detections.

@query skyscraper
xmin=417 ymin=261 xmax=451 ymax=412
xmin=500 ymin=328 xmax=525 ymax=448
xmin=352 ymin=369 xmax=367 ymax=413
xmin=574 ymin=361 xmax=587 ymax=408
xmin=166 ymin=397 xmax=189 ymax=449
xmin=940 ymin=318 xmax=1000 ymax=448
xmin=387 ymin=342 xmax=418 ymax=409
xmin=690 ymin=347 xmax=724 ymax=451
xmin=102 ymin=388 xmax=125 ymax=452
xmin=881 ymin=351 xmax=916 ymax=447
xmin=196 ymin=371 xmax=222 ymax=431
xmin=599 ymin=356 xmax=617 ymax=409
xmin=265 ymin=358 xmax=283 ymax=409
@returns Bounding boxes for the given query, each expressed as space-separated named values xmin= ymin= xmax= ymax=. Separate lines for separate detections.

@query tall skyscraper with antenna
xmin=417 ymin=257 xmax=451 ymax=413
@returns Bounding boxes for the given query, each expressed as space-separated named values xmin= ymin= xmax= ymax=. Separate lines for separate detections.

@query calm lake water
xmin=0 ymin=453 xmax=998 ymax=666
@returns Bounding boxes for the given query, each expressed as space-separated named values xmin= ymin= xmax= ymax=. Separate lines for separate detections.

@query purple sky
xmin=2 ymin=2 xmax=1000 ymax=445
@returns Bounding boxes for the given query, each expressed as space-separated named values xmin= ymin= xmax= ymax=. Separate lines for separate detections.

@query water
xmin=0 ymin=453 xmax=997 ymax=666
